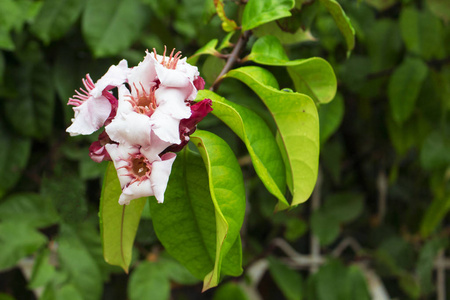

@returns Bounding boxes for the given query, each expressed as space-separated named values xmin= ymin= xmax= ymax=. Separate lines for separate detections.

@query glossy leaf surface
xmin=226 ymin=66 xmax=319 ymax=205
xmin=196 ymin=89 xmax=288 ymax=210
xmin=241 ymin=0 xmax=295 ymax=31
xmin=100 ymin=162 xmax=147 ymax=273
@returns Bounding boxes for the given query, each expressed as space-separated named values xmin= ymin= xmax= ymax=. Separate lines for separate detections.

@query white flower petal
xmin=105 ymin=143 xmax=139 ymax=188
xmin=150 ymin=152 xmax=176 ymax=203
xmin=140 ymin=131 xmax=173 ymax=162
xmin=150 ymin=110 xmax=182 ymax=144
xmin=91 ymin=59 xmax=129 ymax=97
xmin=155 ymin=87 xmax=191 ymax=119
xmin=128 ymin=52 xmax=157 ymax=96
xmin=66 ymin=95 xmax=111 ymax=136
xmin=119 ymin=179 xmax=153 ymax=205
xmin=106 ymin=112 xmax=152 ymax=147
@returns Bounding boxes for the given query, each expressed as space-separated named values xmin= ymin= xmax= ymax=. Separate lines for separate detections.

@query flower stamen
xmin=153 ymin=46 xmax=182 ymax=70
xmin=126 ymin=83 xmax=158 ymax=117
xmin=68 ymin=74 xmax=95 ymax=106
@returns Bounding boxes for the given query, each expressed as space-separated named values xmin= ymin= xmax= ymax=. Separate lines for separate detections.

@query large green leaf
xmin=0 ymin=222 xmax=47 ymax=271
xmin=400 ymin=7 xmax=444 ymax=60
xmin=388 ymin=57 xmax=428 ymax=124
xmin=196 ymin=89 xmax=288 ymax=210
xmin=82 ymin=0 xmax=146 ymax=57
xmin=268 ymin=256 xmax=303 ymax=300
xmin=319 ymin=0 xmax=355 ymax=54
xmin=226 ymin=66 xmax=319 ymax=206
xmin=57 ymin=225 xmax=103 ymax=300
xmin=150 ymin=148 xmax=244 ymax=291
xmin=30 ymin=0 xmax=85 ymax=44
xmin=0 ymin=193 xmax=59 ymax=228
xmin=99 ymin=162 xmax=147 ymax=273
xmin=0 ymin=122 xmax=31 ymax=197
xmin=190 ymin=130 xmax=246 ymax=290
xmin=2 ymin=62 xmax=54 ymax=139
xmin=246 ymin=35 xmax=337 ymax=104
xmin=241 ymin=0 xmax=295 ymax=31
xmin=128 ymin=261 xmax=170 ymax=300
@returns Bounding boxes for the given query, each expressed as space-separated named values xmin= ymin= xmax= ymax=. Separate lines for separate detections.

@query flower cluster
xmin=67 ymin=48 xmax=212 ymax=205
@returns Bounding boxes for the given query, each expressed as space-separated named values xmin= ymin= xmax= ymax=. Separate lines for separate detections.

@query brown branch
xmin=210 ymin=30 xmax=251 ymax=92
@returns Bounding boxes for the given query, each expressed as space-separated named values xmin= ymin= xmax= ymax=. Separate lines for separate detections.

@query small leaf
xmin=416 ymin=238 xmax=447 ymax=294
xmin=310 ymin=210 xmax=340 ymax=245
xmin=420 ymin=130 xmax=450 ymax=170
xmin=268 ymin=256 xmax=303 ymax=300
xmin=319 ymin=0 xmax=355 ymax=54
xmin=246 ymin=35 xmax=337 ymax=104
xmin=128 ymin=261 xmax=170 ymax=300
xmin=0 ymin=122 xmax=31 ymax=196
xmin=100 ymin=162 xmax=147 ymax=273
xmin=420 ymin=194 xmax=450 ymax=237
xmin=191 ymin=130 xmax=246 ymax=291
xmin=214 ymin=0 xmax=239 ymax=32
xmin=187 ymin=39 xmax=220 ymax=65
xmin=322 ymin=192 xmax=364 ymax=223
xmin=196 ymin=89 xmax=288 ymax=210
xmin=28 ymin=249 xmax=56 ymax=289
xmin=0 ymin=222 xmax=47 ymax=271
xmin=82 ymin=0 xmax=147 ymax=57
xmin=30 ymin=0 xmax=85 ymax=44
xmin=226 ymin=66 xmax=319 ymax=206
xmin=242 ymin=0 xmax=295 ymax=31
xmin=253 ymin=21 xmax=316 ymax=45
xmin=388 ymin=57 xmax=428 ymax=124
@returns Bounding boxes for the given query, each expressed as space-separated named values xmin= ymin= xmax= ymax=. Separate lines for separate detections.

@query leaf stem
xmin=210 ymin=30 xmax=251 ymax=92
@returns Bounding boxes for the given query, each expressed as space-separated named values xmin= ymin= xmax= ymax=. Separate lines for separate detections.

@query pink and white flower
xmin=105 ymin=143 xmax=176 ymax=205
xmin=66 ymin=60 xmax=128 ymax=136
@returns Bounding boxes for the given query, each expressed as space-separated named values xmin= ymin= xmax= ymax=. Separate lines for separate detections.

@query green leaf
xmin=416 ymin=238 xmax=447 ymax=294
xmin=214 ymin=0 xmax=239 ymax=32
xmin=0 ymin=193 xmax=59 ymax=228
xmin=150 ymin=149 xmax=243 ymax=290
xmin=310 ymin=210 xmax=340 ymax=245
xmin=226 ymin=66 xmax=319 ymax=206
xmin=100 ymin=162 xmax=147 ymax=272
xmin=155 ymin=253 xmax=199 ymax=285
xmin=30 ymin=0 xmax=85 ymax=44
xmin=253 ymin=21 xmax=315 ymax=45
xmin=246 ymin=35 xmax=337 ymax=104
xmin=82 ymin=0 xmax=147 ymax=57
xmin=319 ymin=94 xmax=344 ymax=144
xmin=319 ymin=0 xmax=355 ymax=54
xmin=427 ymin=0 xmax=450 ymax=22
xmin=242 ymin=0 xmax=295 ymax=31
xmin=400 ymin=7 xmax=444 ymax=60
xmin=268 ymin=256 xmax=303 ymax=300
xmin=57 ymin=225 xmax=103 ymax=300
xmin=388 ymin=57 xmax=428 ymax=124
xmin=0 ymin=122 xmax=31 ymax=196
xmin=347 ymin=266 xmax=372 ymax=300
xmin=55 ymin=284 xmax=84 ymax=300
xmin=187 ymin=39 xmax=220 ymax=65
xmin=28 ymin=249 xmax=56 ymax=289
xmin=128 ymin=261 xmax=170 ymax=300
xmin=2 ymin=62 xmax=55 ymax=139
xmin=190 ymin=130 xmax=246 ymax=290
xmin=322 ymin=192 xmax=364 ymax=223
xmin=213 ymin=282 xmax=249 ymax=300
xmin=0 ymin=222 xmax=47 ymax=271
xmin=420 ymin=130 xmax=450 ymax=171
xmin=196 ymin=89 xmax=288 ymax=210
xmin=420 ymin=194 xmax=450 ymax=237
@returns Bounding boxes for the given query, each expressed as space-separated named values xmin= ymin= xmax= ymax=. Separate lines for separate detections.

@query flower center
xmin=131 ymin=156 xmax=151 ymax=177
xmin=127 ymin=83 xmax=158 ymax=117
xmin=153 ymin=46 xmax=182 ymax=70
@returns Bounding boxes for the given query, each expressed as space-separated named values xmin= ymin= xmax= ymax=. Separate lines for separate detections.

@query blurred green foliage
xmin=0 ymin=0 xmax=449 ymax=299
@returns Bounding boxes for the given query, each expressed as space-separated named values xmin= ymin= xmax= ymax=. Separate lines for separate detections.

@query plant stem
xmin=210 ymin=30 xmax=251 ymax=92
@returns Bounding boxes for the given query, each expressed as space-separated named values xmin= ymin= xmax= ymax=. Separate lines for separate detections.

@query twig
xmin=210 ymin=30 xmax=251 ymax=92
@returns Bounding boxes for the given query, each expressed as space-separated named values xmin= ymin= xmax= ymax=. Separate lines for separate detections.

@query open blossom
xmin=66 ymin=60 xmax=128 ymax=136
xmin=105 ymin=143 xmax=176 ymax=205
xmin=66 ymin=48 xmax=212 ymax=205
